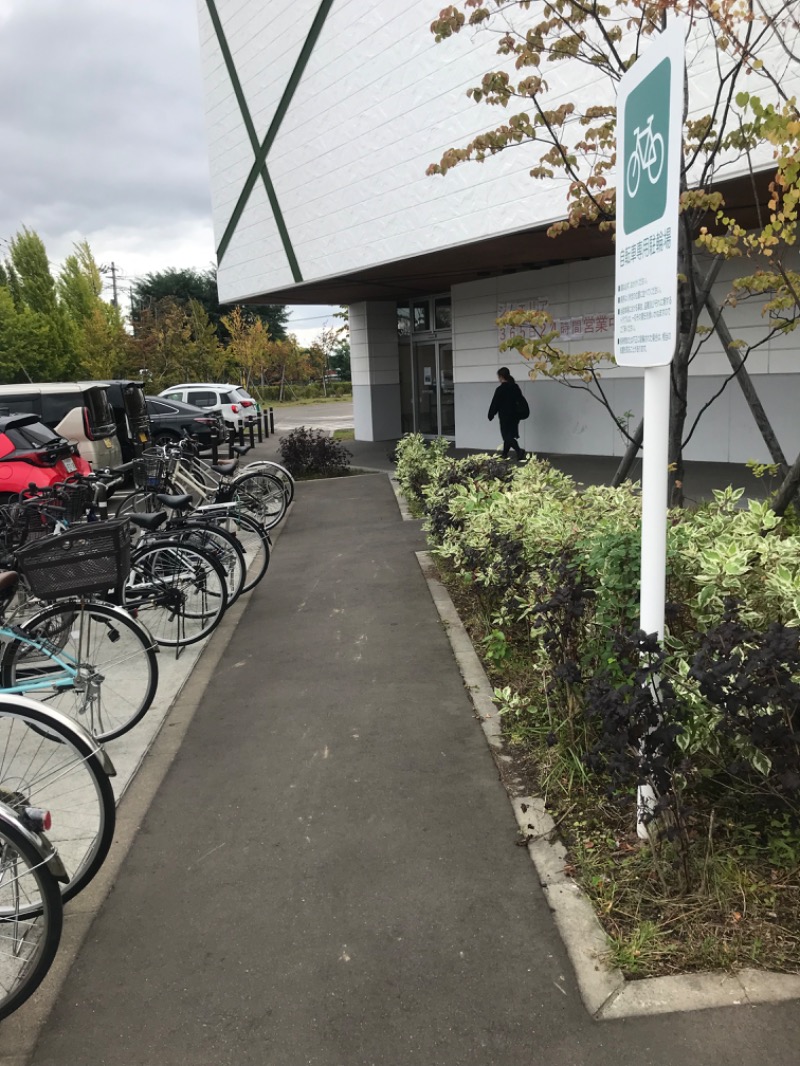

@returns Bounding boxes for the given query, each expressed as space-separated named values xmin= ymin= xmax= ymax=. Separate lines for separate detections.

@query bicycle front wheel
xmin=242 ymin=460 xmax=295 ymax=504
xmin=0 ymin=815 xmax=62 ymax=1021
xmin=125 ymin=540 xmax=229 ymax=647
xmin=0 ymin=695 xmax=116 ymax=909
xmin=231 ymin=471 xmax=287 ymax=530
xmin=3 ymin=601 xmax=159 ymax=743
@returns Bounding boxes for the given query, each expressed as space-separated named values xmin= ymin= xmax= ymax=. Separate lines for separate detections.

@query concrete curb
xmin=0 ymin=511 xmax=293 ymax=1064
xmin=389 ymin=475 xmax=417 ymax=522
xmin=290 ymin=470 xmax=382 ymax=484
xmin=416 ymin=550 xmax=800 ymax=1020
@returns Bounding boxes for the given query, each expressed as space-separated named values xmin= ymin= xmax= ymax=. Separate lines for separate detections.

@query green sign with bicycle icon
xmin=622 ymin=58 xmax=670 ymax=235
xmin=615 ymin=21 xmax=685 ymax=368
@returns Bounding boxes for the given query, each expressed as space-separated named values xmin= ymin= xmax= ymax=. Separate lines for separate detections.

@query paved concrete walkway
xmin=28 ymin=475 xmax=797 ymax=1065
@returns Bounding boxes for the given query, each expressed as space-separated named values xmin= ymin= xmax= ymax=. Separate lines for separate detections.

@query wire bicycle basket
xmin=133 ymin=453 xmax=175 ymax=493
xmin=15 ymin=520 xmax=132 ymax=600
xmin=53 ymin=481 xmax=93 ymax=523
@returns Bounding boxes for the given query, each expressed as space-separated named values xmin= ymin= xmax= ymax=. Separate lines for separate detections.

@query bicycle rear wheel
xmin=125 ymin=540 xmax=228 ymax=647
xmin=198 ymin=509 xmax=270 ymax=594
xmin=0 ymin=815 xmax=62 ymax=1021
xmin=2 ymin=601 xmax=159 ymax=743
xmin=178 ymin=523 xmax=246 ymax=605
xmin=0 ymin=695 xmax=115 ymax=909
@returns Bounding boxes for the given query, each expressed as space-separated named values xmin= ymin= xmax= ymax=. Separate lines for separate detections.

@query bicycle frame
xmin=174 ymin=445 xmax=292 ymax=497
xmin=0 ymin=623 xmax=80 ymax=699
xmin=170 ymin=459 xmax=224 ymax=503
xmin=0 ymin=600 xmax=157 ymax=729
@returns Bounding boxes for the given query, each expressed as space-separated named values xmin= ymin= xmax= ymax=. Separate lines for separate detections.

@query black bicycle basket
xmin=15 ymin=520 xmax=132 ymax=599
xmin=54 ymin=481 xmax=93 ymax=523
xmin=133 ymin=453 xmax=174 ymax=492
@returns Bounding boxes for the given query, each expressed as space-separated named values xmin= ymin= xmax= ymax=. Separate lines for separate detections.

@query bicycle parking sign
xmin=615 ymin=22 xmax=685 ymax=368
xmin=623 ymin=60 xmax=669 ymax=233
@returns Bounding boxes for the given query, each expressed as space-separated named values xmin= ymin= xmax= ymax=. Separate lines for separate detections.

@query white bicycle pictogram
xmin=626 ymin=114 xmax=665 ymax=198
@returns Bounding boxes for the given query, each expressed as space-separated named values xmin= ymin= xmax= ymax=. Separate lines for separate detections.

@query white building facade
xmin=196 ymin=0 xmax=800 ymax=463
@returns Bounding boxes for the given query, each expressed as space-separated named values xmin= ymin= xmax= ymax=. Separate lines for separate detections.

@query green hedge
xmin=250 ymin=383 xmax=352 ymax=403
xmin=395 ymin=434 xmax=800 ymax=906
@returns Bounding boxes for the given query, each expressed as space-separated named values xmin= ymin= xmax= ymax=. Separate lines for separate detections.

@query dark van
xmin=0 ymin=383 xmax=122 ymax=469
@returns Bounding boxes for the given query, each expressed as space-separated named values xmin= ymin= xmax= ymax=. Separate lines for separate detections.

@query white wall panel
xmin=449 ymin=248 xmax=800 ymax=458
xmin=196 ymin=0 xmax=261 ymax=243
xmin=199 ymin=0 xmax=799 ymax=300
xmin=216 ymin=178 xmax=296 ymax=298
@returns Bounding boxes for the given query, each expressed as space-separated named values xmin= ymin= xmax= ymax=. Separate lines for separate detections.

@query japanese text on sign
xmin=497 ymin=300 xmax=614 ymax=343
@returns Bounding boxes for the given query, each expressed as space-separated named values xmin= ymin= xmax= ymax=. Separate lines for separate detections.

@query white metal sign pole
xmin=637 ymin=363 xmax=671 ymax=835
xmin=614 ymin=20 xmax=686 ymax=838
xmin=640 ymin=363 xmax=670 ymax=640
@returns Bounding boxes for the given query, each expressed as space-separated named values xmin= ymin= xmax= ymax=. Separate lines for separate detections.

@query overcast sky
xmin=0 ymin=0 xmax=334 ymax=344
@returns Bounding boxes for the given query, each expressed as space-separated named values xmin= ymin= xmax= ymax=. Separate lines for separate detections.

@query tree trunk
xmin=705 ymin=292 xmax=789 ymax=477
xmin=612 ymin=419 xmax=644 ymax=486
xmin=771 ymin=450 xmax=800 ymax=516
xmin=667 ymin=286 xmax=691 ymax=507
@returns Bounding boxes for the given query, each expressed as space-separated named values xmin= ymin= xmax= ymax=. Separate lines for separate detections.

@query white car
xmin=158 ymin=383 xmax=259 ymax=430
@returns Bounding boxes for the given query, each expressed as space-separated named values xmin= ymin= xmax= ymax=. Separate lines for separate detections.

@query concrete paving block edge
xmin=389 ymin=476 xmax=416 ymax=522
xmin=415 ymin=549 xmax=800 ymax=1020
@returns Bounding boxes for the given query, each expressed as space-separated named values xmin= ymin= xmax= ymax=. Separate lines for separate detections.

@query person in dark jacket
xmin=488 ymin=367 xmax=526 ymax=460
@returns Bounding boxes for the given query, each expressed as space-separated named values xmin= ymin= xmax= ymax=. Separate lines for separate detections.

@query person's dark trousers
xmin=501 ymin=433 xmax=525 ymax=460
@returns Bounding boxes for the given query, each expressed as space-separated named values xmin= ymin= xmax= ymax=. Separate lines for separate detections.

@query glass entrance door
xmin=414 ymin=343 xmax=439 ymax=435
xmin=411 ymin=341 xmax=453 ymax=437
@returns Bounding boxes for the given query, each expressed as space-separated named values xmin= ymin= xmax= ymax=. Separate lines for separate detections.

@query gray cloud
xmin=0 ymin=0 xmax=338 ymax=330
xmin=0 ymin=0 xmax=212 ymax=257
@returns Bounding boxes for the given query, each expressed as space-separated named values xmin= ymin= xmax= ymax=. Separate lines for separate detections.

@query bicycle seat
xmin=127 ymin=511 xmax=168 ymax=532
xmin=155 ymin=493 xmax=193 ymax=511
xmin=232 ymin=445 xmax=251 ymax=456
xmin=210 ymin=460 xmax=238 ymax=476
xmin=0 ymin=571 xmax=18 ymax=597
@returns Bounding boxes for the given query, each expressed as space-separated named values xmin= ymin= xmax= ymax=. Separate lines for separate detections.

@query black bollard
xmin=269 ymin=406 xmax=275 ymax=434
xmin=257 ymin=411 xmax=263 ymax=443
xmin=210 ymin=429 xmax=219 ymax=465
xmin=248 ymin=420 xmax=255 ymax=448
xmin=238 ymin=422 xmax=245 ymax=447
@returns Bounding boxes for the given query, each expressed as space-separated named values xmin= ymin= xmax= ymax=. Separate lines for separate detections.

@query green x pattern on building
xmin=204 ymin=0 xmax=336 ymax=281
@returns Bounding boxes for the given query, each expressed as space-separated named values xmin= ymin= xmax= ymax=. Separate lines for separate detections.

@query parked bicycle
xmin=122 ymin=523 xmax=229 ymax=652
xmin=0 ymin=797 xmax=65 ymax=1021
xmin=0 ymin=473 xmax=235 ymax=657
xmin=0 ymin=522 xmax=159 ymax=742
xmin=116 ymin=442 xmax=288 ymax=529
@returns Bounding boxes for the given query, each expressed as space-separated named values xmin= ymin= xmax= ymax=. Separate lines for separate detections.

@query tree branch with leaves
xmin=428 ymin=0 xmax=800 ymax=503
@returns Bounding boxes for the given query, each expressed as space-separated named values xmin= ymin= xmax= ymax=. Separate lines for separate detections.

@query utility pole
xmin=99 ymin=262 xmax=121 ymax=308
